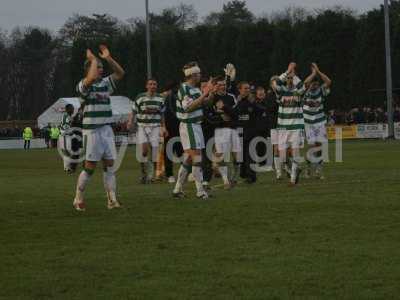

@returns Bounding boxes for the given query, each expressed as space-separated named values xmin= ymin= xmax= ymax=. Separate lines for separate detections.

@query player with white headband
xmin=173 ymin=62 xmax=215 ymax=199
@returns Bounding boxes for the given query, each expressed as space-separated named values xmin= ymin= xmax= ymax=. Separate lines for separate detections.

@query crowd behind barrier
xmin=1 ymin=106 xmax=400 ymax=139
xmin=326 ymin=105 xmax=400 ymax=126
xmin=0 ymin=123 xmax=399 ymax=150
xmin=0 ymin=121 xmax=129 ymax=139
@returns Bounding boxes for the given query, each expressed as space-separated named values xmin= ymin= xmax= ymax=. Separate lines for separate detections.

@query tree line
xmin=1 ymin=0 xmax=400 ymax=121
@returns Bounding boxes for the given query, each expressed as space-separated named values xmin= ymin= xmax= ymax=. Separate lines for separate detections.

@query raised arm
xmin=225 ymin=63 xmax=238 ymax=96
xmin=304 ymin=65 xmax=318 ymax=88
xmin=83 ymin=49 xmax=98 ymax=88
xmin=99 ymin=45 xmax=125 ymax=82
xmin=274 ymin=62 xmax=297 ymax=93
xmin=312 ymin=63 xmax=332 ymax=88
xmin=280 ymin=62 xmax=297 ymax=82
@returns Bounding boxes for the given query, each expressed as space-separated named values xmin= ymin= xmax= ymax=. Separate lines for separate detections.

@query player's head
xmin=183 ymin=61 xmax=201 ymax=85
xmin=146 ymin=78 xmax=158 ymax=94
xmin=286 ymin=73 xmax=294 ymax=88
xmin=238 ymin=81 xmax=251 ymax=98
xmin=65 ymin=104 xmax=74 ymax=115
xmin=255 ymin=87 xmax=266 ymax=100
xmin=84 ymin=58 xmax=103 ymax=79
xmin=212 ymin=75 xmax=226 ymax=95
xmin=310 ymin=78 xmax=321 ymax=91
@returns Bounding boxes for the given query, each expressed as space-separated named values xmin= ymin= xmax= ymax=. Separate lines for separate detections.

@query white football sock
xmin=218 ymin=165 xmax=229 ymax=184
xmin=103 ymin=169 xmax=117 ymax=201
xmin=173 ymin=164 xmax=189 ymax=193
xmin=274 ymin=157 xmax=282 ymax=173
xmin=75 ymin=169 xmax=92 ymax=201
xmin=291 ymin=160 xmax=299 ymax=183
xmin=192 ymin=165 xmax=205 ymax=194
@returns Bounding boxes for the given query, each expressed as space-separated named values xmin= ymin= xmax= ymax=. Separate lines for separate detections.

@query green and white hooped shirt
xmin=76 ymin=76 xmax=116 ymax=130
xmin=132 ymin=93 xmax=165 ymax=127
xmin=176 ymin=83 xmax=203 ymax=124
xmin=275 ymin=73 xmax=306 ymax=131
xmin=303 ymin=85 xmax=330 ymax=126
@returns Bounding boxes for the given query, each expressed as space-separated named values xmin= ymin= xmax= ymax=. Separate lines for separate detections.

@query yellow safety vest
xmin=50 ymin=128 xmax=60 ymax=139
xmin=23 ymin=128 xmax=33 ymax=140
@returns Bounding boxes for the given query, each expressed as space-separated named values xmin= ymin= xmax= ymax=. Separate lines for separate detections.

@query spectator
xmin=327 ymin=110 xmax=336 ymax=125
xmin=23 ymin=127 xmax=33 ymax=150
xmin=43 ymin=123 xmax=51 ymax=148
xmin=50 ymin=125 xmax=60 ymax=148
xmin=162 ymin=81 xmax=183 ymax=184
xmin=353 ymin=108 xmax=365 ymax=124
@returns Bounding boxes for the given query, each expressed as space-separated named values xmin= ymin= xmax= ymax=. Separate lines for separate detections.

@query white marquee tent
xmin=37 ymin=96 xmax=132 ymax=128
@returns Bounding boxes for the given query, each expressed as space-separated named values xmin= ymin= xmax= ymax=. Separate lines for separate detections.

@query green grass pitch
xmin=1 ymin=140 xmax=399 ymax=299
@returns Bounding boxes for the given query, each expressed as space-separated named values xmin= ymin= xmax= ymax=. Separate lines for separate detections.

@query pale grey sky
xmin=0 ymin=0 xmax=382 ymax=32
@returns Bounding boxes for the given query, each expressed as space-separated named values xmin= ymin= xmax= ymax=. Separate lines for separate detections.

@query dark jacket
xmin=164 ymin=93 xmax=180 ymax=134
xmin=205 ymin=93 xmax=237 ymax=129
xmin=253 ymin=97 xmax=270 ymax=136
xmin=233 ymin=96 xmax=265 ymax=138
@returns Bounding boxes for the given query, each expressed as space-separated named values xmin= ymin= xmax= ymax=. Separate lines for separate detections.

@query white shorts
xmin=278 ymin=129 xmax=305 ymax=151
xmin=83 ymin=125 xmax=117 ymax=162
xmin=305 ymin=123 xmax=327 ymax=144
xmin=215 ymin=128 xmax=241 ymax=154
xmin=179 ymin=122 xmax=205 ymax=151
xmin=137 ymin=125 xmax=161 ymax=148
xmin=270 ymin=129 xmax=279 ymax=145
